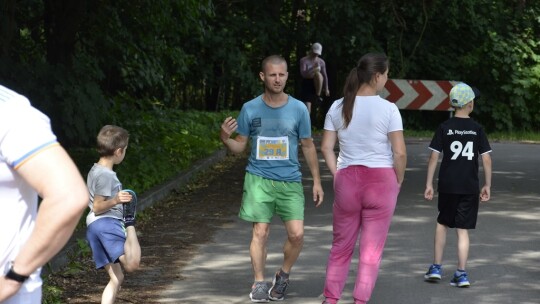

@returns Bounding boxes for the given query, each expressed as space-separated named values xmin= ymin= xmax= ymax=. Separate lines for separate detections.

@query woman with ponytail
xmin=320 ymin=53 xmax=407 ymax=304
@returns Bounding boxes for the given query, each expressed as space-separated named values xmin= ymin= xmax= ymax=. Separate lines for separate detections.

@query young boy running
xmin=423 ymin=83 xmax=492 ymax=287
xmin=86 ymin=125 xmax=141 ymax=303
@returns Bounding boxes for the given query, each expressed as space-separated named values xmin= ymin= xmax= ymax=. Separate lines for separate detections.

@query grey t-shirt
xmin=86 ymin=163 xmax=123 ymax=226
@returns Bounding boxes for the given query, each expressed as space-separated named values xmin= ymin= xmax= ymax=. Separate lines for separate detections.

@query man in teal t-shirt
xmin=220 ymin=55 xmax=324 ymax=303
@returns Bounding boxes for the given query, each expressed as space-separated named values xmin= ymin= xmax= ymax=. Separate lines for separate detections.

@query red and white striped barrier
xmin=380 ymin=79 xmax=460 ymax=111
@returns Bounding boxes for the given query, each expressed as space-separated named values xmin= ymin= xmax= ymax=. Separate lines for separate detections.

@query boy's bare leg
xmin=456 ymin=228 xmax=470 ymax=270
xmin=433 ymin=223 xmax=447 ymax=264
xmin=251 ymin=222 xmax=270 ymax=281
xmin=313 ymin=72 xmax=323 ymax=97
xmin=281 ymin=220 xmax=304 ymax=273
xmin=102 ymin=263 xmax=124 ymax=304
xmin=119 ymin=226 xmax=141 ymax=272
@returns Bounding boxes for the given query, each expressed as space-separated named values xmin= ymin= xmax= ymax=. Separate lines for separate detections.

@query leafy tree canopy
xmin=0 ymin=0 xmax=538 ymax=146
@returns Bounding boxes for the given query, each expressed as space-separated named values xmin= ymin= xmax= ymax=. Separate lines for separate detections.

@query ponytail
xmin=341 ymin=53 xmax=389 ymax=128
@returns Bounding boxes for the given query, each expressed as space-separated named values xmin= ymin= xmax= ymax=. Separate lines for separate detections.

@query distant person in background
xmin=86 ymin=125 xmax=141 ymax=303
xmin=220 ymin=55 xmax=324 ymax=302
xmin=320 ymin=53 xmax=406 ymax=304
xmin=423 ymin=83 xmax=492 ymax=288
xmin=300 ymin=42 xmax=330 ymax=118
xmin=0 ymin=84 xmax=88 ymax=303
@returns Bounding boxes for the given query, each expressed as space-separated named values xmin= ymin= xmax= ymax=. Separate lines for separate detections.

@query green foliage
xmin=85 ymin=109 xmax=238 ymax=193
xmin=488 ymin=131 xmax=540 ymax=143
xmin=62 ymin=239 xmax=92 ymax=276
xmin=1 ymin=0 xmax=539 ymax=144
xmin=42 ymin=277 xmax=64 ymax=304
xmin=45 ymin=55 xmax=107 ymax=146
xmin=65 ymin=109 xmax=239 ymax=239
xmin=42 ymin=238 xmax=93 ymax=303
xmin=483 ymin=28 xmax=540 ymax=131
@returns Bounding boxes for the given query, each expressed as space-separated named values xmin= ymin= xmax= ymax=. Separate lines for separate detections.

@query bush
xmin=72 ymin=109 xmax=238 ymax=194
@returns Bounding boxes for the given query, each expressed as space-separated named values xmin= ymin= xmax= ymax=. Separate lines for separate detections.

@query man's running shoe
xmin=450 ymin=272 xmax=471 ymax=287
xmin=269 ymin=270 xmax=289 ymax=301
xmin=122 ymin=189 xmax=137 ymax=227
xmin=424 ymin=264 xmax=442 ymax=281
xmin=250 ymin=281 xmax=269 ymax=303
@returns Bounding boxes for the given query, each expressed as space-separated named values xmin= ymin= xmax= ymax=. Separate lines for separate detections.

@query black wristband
xmin=5 ymin=265 xmax=29 ymax=283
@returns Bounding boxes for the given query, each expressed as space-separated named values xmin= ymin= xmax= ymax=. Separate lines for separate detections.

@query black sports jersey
xmin=429 ymin=117 xmax=491 ymax=194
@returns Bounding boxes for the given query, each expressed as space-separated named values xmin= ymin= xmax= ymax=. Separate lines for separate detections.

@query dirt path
xmin=47 ymin=154 xmax=246 ymax=303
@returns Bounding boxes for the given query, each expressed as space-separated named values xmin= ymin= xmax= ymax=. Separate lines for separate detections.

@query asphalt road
xmin=157 ymin=139 xmax=540 ymax=304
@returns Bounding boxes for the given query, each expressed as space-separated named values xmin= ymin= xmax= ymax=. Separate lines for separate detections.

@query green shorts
xmin=238 ymin=172 xmax=305 ymax=223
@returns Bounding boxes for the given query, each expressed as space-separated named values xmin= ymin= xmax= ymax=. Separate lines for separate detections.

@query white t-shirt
xmin=0 ymin=85 xmax=58 ymax=296
xmin=324 ymin=95 xmax=403 ymax=170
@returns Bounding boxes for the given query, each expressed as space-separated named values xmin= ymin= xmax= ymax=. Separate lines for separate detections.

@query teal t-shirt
xmin=237 ymin=94 xmax=311 ymax=182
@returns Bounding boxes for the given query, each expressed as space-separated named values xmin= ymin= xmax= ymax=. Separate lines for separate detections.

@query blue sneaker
xmin=450 ymin=272 xmax=471 ymax=287
xmin=424 ymin=264 xmax=442 ymax=281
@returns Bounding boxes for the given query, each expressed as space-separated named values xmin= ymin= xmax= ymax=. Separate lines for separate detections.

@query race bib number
xmin=256 ymin=136 xmax=289 ymax=160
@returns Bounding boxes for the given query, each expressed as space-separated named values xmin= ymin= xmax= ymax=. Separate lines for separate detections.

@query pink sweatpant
xmin=323 ymin=166 xmax=399 ymax=304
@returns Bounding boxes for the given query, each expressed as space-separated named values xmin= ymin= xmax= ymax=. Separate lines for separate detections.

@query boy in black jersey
xmin=423 ymin=83 xmax=492 ymax=288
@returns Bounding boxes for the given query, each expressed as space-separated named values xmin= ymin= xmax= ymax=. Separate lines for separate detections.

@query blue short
xmin=86 ymin=217 xmax=126 ymax=269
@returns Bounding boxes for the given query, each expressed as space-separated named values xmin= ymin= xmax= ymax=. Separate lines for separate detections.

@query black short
xmin=437 ymin=193 xmax=479 ymax=229
xmin=300 ymin=78 xmax=317 ymax=104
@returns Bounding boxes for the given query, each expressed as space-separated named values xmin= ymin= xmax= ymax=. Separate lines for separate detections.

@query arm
xmin=320 ymin=130 xmax=338 ymax=176
xmin=424 ymin=151 xmax=440 ymax=201
xmin=388 ymin=130 xmax=407 ymax=187
xmin=480 ymin=153 xmax=492 ymax=202
xmin=320 ymin=60 xmax=330 ymax=95
xmin=300 ymin=138 xmax=324 ymax=207
xmin=220 ymin=116 xmax=248 ymax=154
xmin=92 ymin=191 xmax=133 ymax=215
xmin=0 ymin=145 xmax=88 ymax=301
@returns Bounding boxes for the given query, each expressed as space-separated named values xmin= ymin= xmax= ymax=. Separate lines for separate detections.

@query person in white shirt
xmin=320 ymin=53 xmax=407 ymax=304
xmin=0 ymin=84 xmax=88 ymax=303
